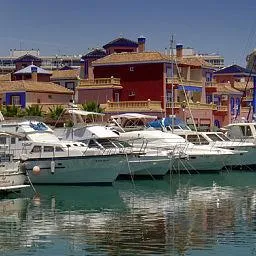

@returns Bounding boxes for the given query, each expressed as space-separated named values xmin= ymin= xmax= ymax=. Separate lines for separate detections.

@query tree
xmin=81 ymin=101 xmax=103 ymax=113
xmin=1 ymin=105 xmax=26 ymax=117
xmin=25 ymin=105 xmax=44 ymax=116
xmin=48 ymin=105 xmax=65 ymax=120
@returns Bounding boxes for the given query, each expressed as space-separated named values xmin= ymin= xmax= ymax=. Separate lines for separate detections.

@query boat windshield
xmin=112 ymin=140 xmax=132 ymax=148
xmin=216 ymin=133 xmax=230 ymax=141
xmin=96 ymin=139 xmax=116 ymax=149
xmin=205 ymin=133 xmax=223 ymax=142
xmin=186 ymin=134 xmax=209 ymax=145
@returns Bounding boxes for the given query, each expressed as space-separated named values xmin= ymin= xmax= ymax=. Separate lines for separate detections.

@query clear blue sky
xmin=0 ymin=0 xmax=255 ymax=66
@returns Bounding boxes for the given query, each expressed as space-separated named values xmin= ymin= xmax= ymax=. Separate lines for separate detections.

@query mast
xmin=170 ymin=34 xmax=174 ymax=132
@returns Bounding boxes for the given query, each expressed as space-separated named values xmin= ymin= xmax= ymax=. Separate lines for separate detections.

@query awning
xmin=177 ymin=85 xmax=202 ymax=92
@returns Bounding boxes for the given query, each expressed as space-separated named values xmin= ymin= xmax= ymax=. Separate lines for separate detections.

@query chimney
xmin=31 ymin=66 xmax=38 ymax=81
xmin=176 ymin=44 xmax=183 ymax=58
xmin=138 ymin=35 xmax=146 ymax=53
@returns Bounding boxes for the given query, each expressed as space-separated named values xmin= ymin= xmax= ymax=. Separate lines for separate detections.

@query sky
xmin=0 ymin=0 xmax=256 ymax=66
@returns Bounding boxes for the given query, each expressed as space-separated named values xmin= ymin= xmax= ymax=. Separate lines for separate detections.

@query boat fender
xmin=32 ymin=166 xmax=40 ymax=175
xmin=51 ymin=161 xmax=55 ymax=174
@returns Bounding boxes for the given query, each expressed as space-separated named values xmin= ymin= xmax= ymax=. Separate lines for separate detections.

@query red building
xmin=77 ymin=37 xmax=221 ymax=128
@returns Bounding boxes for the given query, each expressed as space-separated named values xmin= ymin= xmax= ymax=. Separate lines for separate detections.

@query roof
xmin=179 ymin=56 xmax=213 ymax=68
xmin=0 ymin=80 xmax=73 ymax=94
xmin=215 ymin=83 xmax=243 ymax=95
xmin=103 ymin=37 xmax=138 ymax=49
xmin=82 ymin=49 xmax=106 ymax=59
xmin=214 ymin=64 xmax=256 ymax=76
xmin=13 ymin=54 xmax=41 ymax=63
xmin=233 ymin=81 xmax=254 ymax=90
xmin=93 ymin=51 xmax=213 ymax=68
xmin=0 ymin=73 xmax=11 ymax=81
xmin=111 ymin=113 xmax=157 ymax=120
xmin=51 ymin=68 xmax=80 ymax=80
xmin=14 ymin=65 xmax=51 ymax=75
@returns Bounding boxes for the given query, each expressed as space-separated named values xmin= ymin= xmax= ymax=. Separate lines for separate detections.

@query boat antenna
xmin=235 ymin=56 xmax=256 ymax=121
xmin=170 ymin=34 xmax=175 ymax=133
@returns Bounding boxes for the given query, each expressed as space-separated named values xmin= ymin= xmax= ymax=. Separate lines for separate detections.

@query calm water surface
xmin=0 ymin=171 xmax=256 ymax=256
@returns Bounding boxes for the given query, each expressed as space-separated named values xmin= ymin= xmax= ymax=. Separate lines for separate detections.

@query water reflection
xmin=0 ymin=172 xmax=255 ymax=255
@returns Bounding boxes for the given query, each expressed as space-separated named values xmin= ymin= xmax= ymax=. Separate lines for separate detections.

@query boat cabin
xmin=224 ymin=123 xmax=256 ymax=141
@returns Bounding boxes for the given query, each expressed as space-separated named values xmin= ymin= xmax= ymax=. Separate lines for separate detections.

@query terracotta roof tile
xmin=178 ymin=56 xmax=213 ymax=68
xmin=0 ymin=80 xmax=73 ymax=94
xmin=93 ymin=51 xmax=213 ymax=68
xmin=215 ymin=83 xmax=243 ymax=95
xmin=93 ymin=52 xmax=168 ymax=65
xmin=233 ymin=81 xmax=253 ymax=90
xmin=51 ymin=69 xmax=80 ymax=80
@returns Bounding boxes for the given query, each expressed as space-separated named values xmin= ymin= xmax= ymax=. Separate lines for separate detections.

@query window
xmin=129 ymin=67 xmax=134 ymax=71
xmin=206 ymin=133 xmax=222 ymax=142
xmin=216 ymin=133 xmax=230 ymax=141
xmin=240 ymin=125 xmax=252 ymax=137
xmin=11 ymin=95 xmax=21 ymax=105
xmin=55 ymin=146 xmax=64 ymax=152
xmin=31 ymin=146 xmax=42 ymax=153
xmin=19 ymin=137 xmax=28 ymax=141
xmin=114 ymin=93 xmax=120 ymax=102
xmin=37 ymin=99 xmax=41 ymax=103
xmin=11 ymin=137 xmax=16 ymax=144
xmin=65 ymin=82 xmax=75 ymax=90
xmin=44 ymin=146 xmax=54 ymax=152
xmin=186 ymin=134 xmax=209 ymax=145
xmin=0 ymin=137 xmax=6 ymax=144
xmin=48 ymin=95 xmax=52 ymax=99
xmin=88 ymin=139 xmax=101 ymax=148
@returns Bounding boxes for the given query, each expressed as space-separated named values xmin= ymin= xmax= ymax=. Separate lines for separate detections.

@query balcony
xmin=205 ymin=81 xmax=217 ymax=93
xmin=166 ymin=101 xmax=217 ymax=110
xmin=78 ymin=77 xmax=122 ymax=88
xmin=103 ymin=100 xmax=163 ymax=113
xmin=166 ymin=76 xmax=203 ymax=87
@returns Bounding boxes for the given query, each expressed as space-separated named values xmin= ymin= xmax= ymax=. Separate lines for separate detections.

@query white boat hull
xmin=0 ymin=162 xmax=27 ymax=190
xmin=119 ymin=154 xmax=171 ymax=177
xmin=172 ymin=154 xmax=228 ymax=172
xmin=25 ymin=154 xmax=127 ymax=185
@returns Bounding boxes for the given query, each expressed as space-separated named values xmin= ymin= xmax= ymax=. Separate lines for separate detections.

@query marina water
xmin=0 ymin=171 xmax=256 ymax=255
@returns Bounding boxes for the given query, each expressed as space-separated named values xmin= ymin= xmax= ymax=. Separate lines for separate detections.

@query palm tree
xmin=48 ymin=105 xmax=65 ymax=120
xmin=25 ymin=105 xmax=44 ymax=117
xmin=1 ymin=105 xmax=26 ymax=117
xmin=81 ymin=101 xmax=103 ymax=113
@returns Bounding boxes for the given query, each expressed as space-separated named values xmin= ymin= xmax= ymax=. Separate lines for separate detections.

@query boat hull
xmin=118 ymin=154 xmax=171 ymax=178
xmin=171 ymin=154 xmax=228 ymax=173
xmin=0 ymin=162 xmax=27 ymax=190
xmin=25 ymin=154 xmax=127 ymax=185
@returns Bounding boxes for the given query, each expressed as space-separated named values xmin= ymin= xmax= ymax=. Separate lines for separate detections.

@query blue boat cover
xmin=146 ymin=116 xmax=187 ymax=128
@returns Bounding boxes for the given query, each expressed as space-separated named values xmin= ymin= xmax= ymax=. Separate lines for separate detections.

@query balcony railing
xmin=166 ymin=76 xmax=203 ymax=86
xmin=103 ymin=100 xmax=163 ymax=112
xmin=79 ymin=77 xmax=121 ymax=87
xmin=166 ymin=101 xmax=217 ymax=110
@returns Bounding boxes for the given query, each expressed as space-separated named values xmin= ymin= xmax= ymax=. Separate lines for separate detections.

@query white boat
xmin=224 ymin=122 xmax=256 ymax=143
xmin=0 ymin=161 xmax=29 ymax=192
xmin=55 ymin=124 xmax=173 ymax=178
xmin=0 ymin=121 xmax=129 ymax=185
xmin=172 ymin=128 xmax=256 ymax=170
xmin=118 ymin=129 xmax=241 ymax=173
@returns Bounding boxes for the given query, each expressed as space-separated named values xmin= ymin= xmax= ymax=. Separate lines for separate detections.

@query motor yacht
xmin=54 ymin=124 xmax=173 ymax=178
xmin=118 ymin=129 xmax=242 ymax=173
xmin=0 ymin=121 xmax=130 ymax=185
